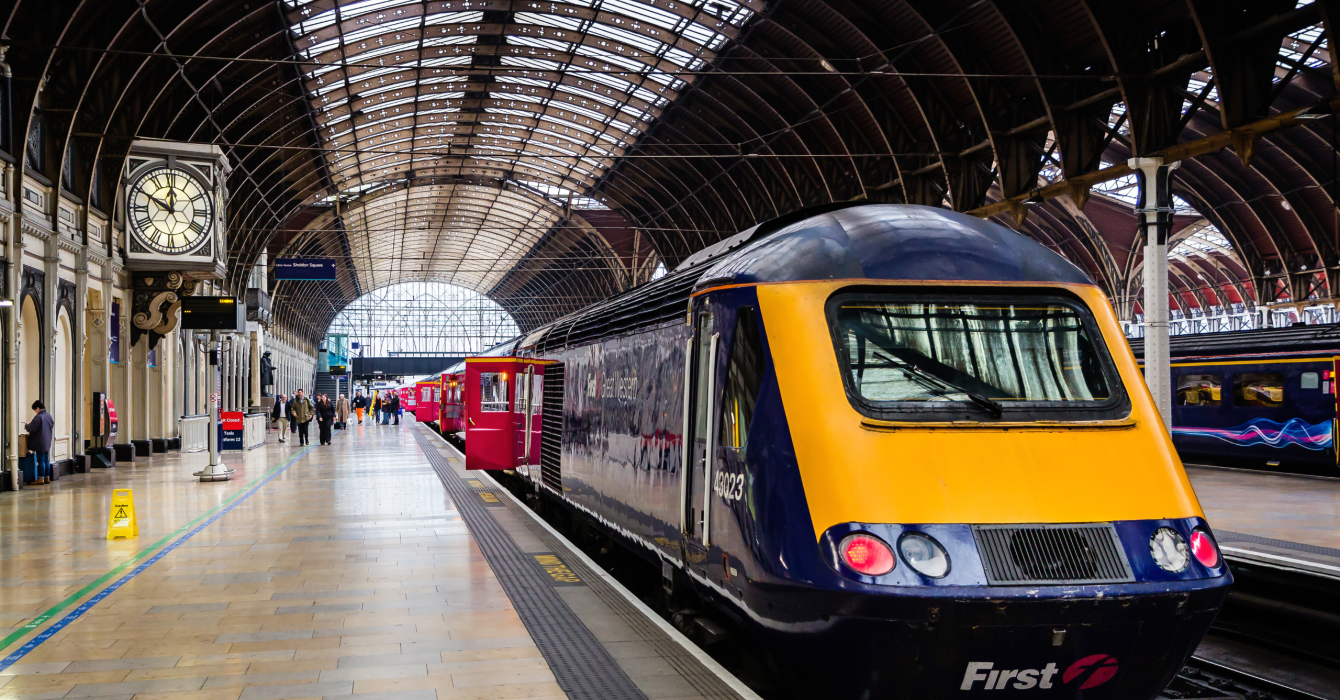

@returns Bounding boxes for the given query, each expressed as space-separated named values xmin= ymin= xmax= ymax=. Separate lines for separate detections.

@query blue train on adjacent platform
xmin=460 ymin=203 xmax=1230 ymax=699
xmin=1130 ymin=327 xmax=1340 ymax=476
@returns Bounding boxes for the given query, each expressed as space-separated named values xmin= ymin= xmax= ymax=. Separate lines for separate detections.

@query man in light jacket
xmin=291 ymin=390 xmax=315 ymax=446
xmin=24 ymin=400 xmax=55 ymax=484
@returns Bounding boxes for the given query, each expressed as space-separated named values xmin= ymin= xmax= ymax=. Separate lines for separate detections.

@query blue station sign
xmin=274 ymin=258 xmax=337 ymax=280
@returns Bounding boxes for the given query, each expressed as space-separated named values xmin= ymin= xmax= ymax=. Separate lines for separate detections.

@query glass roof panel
xmin=287 ymin=0 xmax=759 ymax=294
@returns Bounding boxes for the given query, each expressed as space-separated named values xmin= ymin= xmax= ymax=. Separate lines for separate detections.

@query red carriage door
xmin=513 ymin=362 xmax=548 ymax=472
xmin=466 ymin=358 xmax=517 ymax=470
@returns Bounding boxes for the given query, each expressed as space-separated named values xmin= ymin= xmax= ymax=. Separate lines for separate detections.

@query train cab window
xmin=1233 ymin=373 xmax=1283 ymax=408
xmin=480 ymin=372 xmax=510 ymax=412
xmin=1176 ymin=374 xmax=1221 ymax=406
xmin=828 ymin=292 xmax=1127 ymax=421
xmin=1301 ymin=372 xmax=1320 ymax=390
xmin=720 ymin=308 xmax=766 ymax=450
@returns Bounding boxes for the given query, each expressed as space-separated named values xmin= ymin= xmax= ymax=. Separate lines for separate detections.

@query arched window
xmin=328 ymin=282 xmax=520 ymax=356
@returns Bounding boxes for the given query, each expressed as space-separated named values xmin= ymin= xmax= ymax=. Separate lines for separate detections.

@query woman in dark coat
xmin=315 ymin=394 xmax=337 ymax=445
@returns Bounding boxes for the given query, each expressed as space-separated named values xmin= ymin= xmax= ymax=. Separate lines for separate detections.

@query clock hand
xmin=147 ymin=193 xmax=172 ymax=211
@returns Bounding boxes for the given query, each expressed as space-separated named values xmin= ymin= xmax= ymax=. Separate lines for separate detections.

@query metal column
xmin=1129 ymin=157 xmax=1180 ymax=428
xmin=194 ymin=330 xmax=234 ymax=481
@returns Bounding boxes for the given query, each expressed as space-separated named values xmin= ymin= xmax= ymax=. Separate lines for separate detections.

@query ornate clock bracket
xmin=130 ymin=272 xmax=196 ymax=350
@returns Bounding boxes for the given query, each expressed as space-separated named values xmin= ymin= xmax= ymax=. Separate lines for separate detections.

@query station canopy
xmin=286 ymin=0 xmax=755 ymax=294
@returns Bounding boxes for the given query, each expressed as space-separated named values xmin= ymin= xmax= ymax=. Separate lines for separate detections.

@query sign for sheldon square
xmin=275 ymin=258 xmax=337 ymax=280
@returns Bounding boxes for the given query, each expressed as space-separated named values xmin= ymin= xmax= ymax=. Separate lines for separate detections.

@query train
xmin=433 ymin=203 xmax=1230 ymax=699
xmin=1130 ymin=325 xmax=1340 ymax=476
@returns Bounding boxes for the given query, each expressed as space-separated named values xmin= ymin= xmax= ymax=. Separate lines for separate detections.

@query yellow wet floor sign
xmin=106 ymin=489 xmax=139 ymax=539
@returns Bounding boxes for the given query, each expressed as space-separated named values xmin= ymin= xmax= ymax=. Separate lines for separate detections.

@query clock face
xmin=127 ymin=166 xmax=213 ymax=254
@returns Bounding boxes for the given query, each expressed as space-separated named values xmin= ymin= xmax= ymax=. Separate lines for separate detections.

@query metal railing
xmin=180 ymin=415 xmax=210 ymax=453
xmin=244 ymin=414 xmax=268 ymax=450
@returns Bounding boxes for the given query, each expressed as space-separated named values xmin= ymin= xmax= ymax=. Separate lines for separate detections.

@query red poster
xmin=220 ymin=411 xmax=245 ymax=430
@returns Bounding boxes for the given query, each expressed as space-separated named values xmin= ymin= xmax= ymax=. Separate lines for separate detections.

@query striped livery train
xmin=432 ymin=204 xmax=1229 ymax=699
xmin=1130 ymin=326 xmax=1340 ymax=476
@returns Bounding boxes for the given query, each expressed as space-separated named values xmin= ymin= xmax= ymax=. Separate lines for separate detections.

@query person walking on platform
xmin=337 ymin=394 xmax=350 ymax=430
xmin=352 ymin=391 xmax=367 ymax=424
xmin=315 ymin=394 xmax=336 ymax=446
xmin=291 ymin=390 xmax=314 ymax=446
xmin=272 ymin=394 xmax=288 ymax=442
xmin=24 ymin=400 xmax=54 ymax=484
xmin=285 ymin=394 xmax=298 ymax=438
xmin=373 ymin=393 xmax=382 ymax=424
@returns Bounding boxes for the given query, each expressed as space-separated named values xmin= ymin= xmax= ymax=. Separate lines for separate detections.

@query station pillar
xmin=1129 ymin=157 xmax=1180 ymax=428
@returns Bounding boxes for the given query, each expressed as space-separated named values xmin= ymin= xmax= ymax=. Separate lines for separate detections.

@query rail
xmin=244 ymin=413 xmax=268 ymax=450
xmin=179 ymin=415 xmax=210 ymax=453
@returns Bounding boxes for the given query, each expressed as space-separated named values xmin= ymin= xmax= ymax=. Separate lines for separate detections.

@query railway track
xmin=1161 ymin=656 xmax=1332 ymax=700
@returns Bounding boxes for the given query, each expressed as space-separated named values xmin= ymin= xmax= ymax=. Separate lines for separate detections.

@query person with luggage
xmin=291 ymin=390 xmax=314 ymax=446
xmin=24 ymin=400 xmax=55 ymax=484
xmin=352 ymin=391 xmax=367 ymax=424
xmin=337 ymin=393 xmax=350 ymax=430
xmin=315 ymin=394 xmax=336 ymax=446
xmin=272 ymin=394 xmax=288 ymax=442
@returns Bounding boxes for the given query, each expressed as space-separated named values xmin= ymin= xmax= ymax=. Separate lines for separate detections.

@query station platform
xmin=1187 ymin=465 xmax=1340 ymax=581
xmin=0 ymin=421 xmax=752 ymax=700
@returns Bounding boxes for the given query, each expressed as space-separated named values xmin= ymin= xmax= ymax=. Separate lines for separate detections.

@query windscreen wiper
xmin=873 ymin=350 xmax=1005 ymax=418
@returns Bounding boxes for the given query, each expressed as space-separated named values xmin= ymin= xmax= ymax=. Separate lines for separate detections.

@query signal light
xmin=1190 ymin=529 xmax=1220 ymax=568
xmin=839 ymin=534 xmax=895 ymax=576
xmin=898 ymin=532 xmax=950 ymax=578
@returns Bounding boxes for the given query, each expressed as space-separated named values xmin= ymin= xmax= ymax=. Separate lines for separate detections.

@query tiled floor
xmin=1187 ymin=466 xmax=1340 ymax=549
xmin=0 ymin=422 xmax=562 ymax=700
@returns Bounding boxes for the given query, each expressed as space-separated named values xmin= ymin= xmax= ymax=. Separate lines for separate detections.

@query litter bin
xmin=17 ymin=434 xmax=34 ymax=485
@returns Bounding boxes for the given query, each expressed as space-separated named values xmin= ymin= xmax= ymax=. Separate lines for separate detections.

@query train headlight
xmin=839 ymin=533 xmax=895 ymax=576
xmin=898 ymin=532 xmax=950 ymax=578
xmin=1149 ymin=527 xmax=1190 ymax=573
xmin=1190 ymin=529 xmax=1220 ymax=568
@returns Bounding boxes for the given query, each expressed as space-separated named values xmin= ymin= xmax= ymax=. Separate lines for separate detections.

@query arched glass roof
xmin=285 ymin=0 xmax=758 ymax=293
xmin=328 ymin=281 xmax=520 ymax=355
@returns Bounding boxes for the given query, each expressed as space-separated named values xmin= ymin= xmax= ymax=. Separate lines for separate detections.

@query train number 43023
xmin=714 ymin=471 xmax=745 ymax=501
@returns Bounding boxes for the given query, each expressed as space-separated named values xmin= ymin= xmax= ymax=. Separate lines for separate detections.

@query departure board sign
xmin=274 ymin=258 xmax=337 ymax=280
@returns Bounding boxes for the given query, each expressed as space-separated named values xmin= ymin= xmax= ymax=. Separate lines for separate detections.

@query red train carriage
xmin=462 ymin=357 xmax=551 ymax=472
xmin=414 ymin=378 xmax=441 ymax=423
xmin=439 ymin=364 xmax=465 ymax=435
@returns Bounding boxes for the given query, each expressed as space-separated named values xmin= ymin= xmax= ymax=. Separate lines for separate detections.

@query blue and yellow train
xmin=1131 ymin=326 xmax=1340 ymax=476
xmin=460 ymin=203 xmax=1229 ymax=699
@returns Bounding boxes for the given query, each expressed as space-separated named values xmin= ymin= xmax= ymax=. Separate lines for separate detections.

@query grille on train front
xmin=972 ymin=523 xmax=1134 ymax=585
xmin=539 ymin=364 xmax=564 ymax=494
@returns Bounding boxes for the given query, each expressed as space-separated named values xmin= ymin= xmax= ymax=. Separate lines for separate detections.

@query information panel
xmin=274 ymin=258 xmax=337 ymax=280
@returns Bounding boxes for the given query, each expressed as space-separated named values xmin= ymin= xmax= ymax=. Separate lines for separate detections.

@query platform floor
xmin=0 ymin=421 xmax=746 ymax=700
xmin=1187 ymin=465 xmax=1340 ymax=579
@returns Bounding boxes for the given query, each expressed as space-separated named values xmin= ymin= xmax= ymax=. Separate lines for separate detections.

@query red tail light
xmin=1190 ymin=529 xmax=1220 ymax=568
xmin=839 ymin=534 xmax=895 ymax=576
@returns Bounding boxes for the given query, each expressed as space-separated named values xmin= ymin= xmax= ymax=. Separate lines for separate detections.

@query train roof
xmin=1127 ymin=324 xmax=1340 ymax=360
xmin=516 ymin=203 xmax=1096 ymax=356
xmin=696 ymin=203 xmax=1092 ymax=289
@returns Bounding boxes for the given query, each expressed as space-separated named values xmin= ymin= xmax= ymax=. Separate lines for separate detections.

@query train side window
xmin=1176 ymin=374 xmax=1220 ymax=406
xmin=720 ymin=308 xmax=766 ymax=450
xmin=1233 ymin=373 xmax=1283 ymax=408
xmin=480 ymin=372 xmax=510 ymax=412
xmin=1301 ymin=372 xmax=1320 ymax=390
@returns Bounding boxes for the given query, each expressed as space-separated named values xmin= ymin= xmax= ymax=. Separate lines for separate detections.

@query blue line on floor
xmin=0 ymin=445 xmax=315 ymax=673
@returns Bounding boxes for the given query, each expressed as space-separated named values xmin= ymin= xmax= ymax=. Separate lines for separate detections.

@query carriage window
xmin=531 ymin=374 xmax=543 ymax=415
xmin=480 ymin=373 xmax=509 ymax=412
xmin=1234 ymin=373 xmax=1283 ymax=408
xmin=1301 ymin=372 xmax=1320 ymax=390
xmin=1176 ymin=375 xmax=1221 ymax=406
xmin=720 ymin=308 xmax=766 ymax=450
